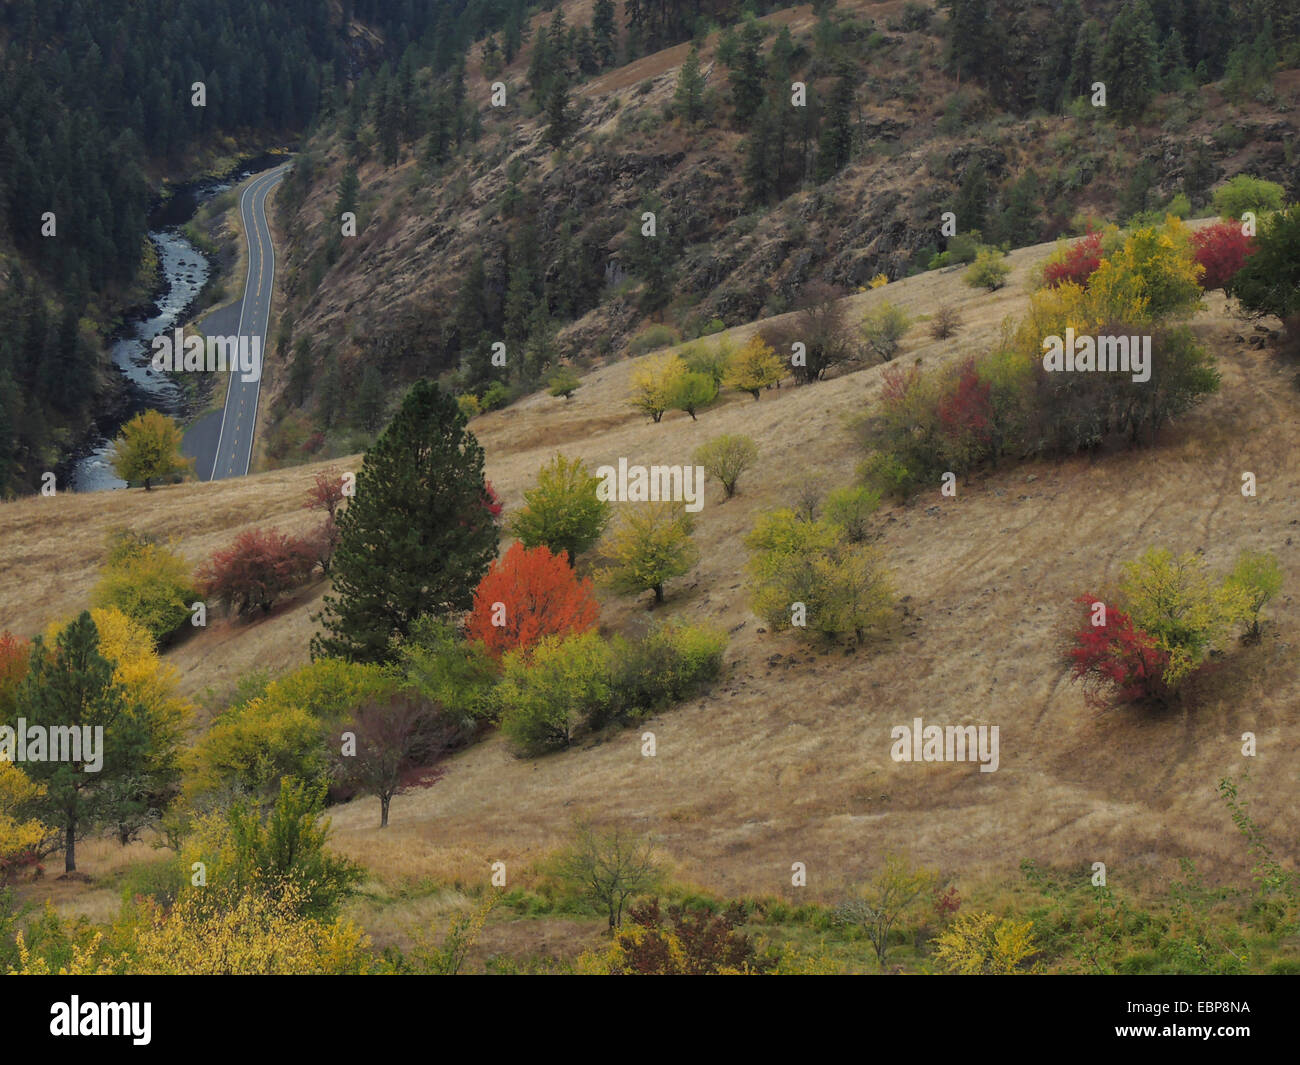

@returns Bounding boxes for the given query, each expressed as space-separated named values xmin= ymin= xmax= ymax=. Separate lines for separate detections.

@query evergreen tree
xmin=1068 ymin=19 xmax=1105 ymax=99
xmin=545 ymin=76 xmax=575 ymax=147
xmin=1102 ymin=0 xmax=1160 ymax=118
xmin=674 ymin=43 xmax=706 ymax=123
xmin=994 ymin=169 xmax=1042 ymax=247
xmin=729 ymin=17 xmax=767 ymax=127
xmin=14 ymin=612 xmax=154 ymax=873
xmin=815 ymin=67 xmax=855 ymax=181
xmin=940 ymin=0 xmax=994 ymax=82
xmin=312 ymin=381 xmax=499 ymax=664
xmin=592 ymin=0 xmax=617 ymax=67
xmin=954 ymin=161 xmax=989 ymax=236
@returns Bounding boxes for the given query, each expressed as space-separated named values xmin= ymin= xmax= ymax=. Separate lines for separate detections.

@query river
xmin=69 ymin=155 xmax=282 ymax=492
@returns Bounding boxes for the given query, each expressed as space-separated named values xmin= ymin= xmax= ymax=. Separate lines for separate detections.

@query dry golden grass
xmin=5 ymin=233 xmax=1297 ymax=930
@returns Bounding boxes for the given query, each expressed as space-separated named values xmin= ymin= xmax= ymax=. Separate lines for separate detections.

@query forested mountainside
xmin=262 ymin=0 xmax=1298 ymax=466
xmin=0 ymin=0 xmax=533 ymax=494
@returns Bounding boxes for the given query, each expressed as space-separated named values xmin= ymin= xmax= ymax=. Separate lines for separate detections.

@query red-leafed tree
xmin=304 ymin=468 xmax=348 ymax=574
xmin=465 ymin=542 xmax=599 ymax=660
xmin=1043 ymin=230 xmax=1104 ymax=289
xmin=197 ymin=528 xmax=316 ymax=617
xmin=936 ymin=358 xmax=993 ymax=452
xmin=1190 ymin=221 xmax=1257 ymax=291
xmin=1066 ymin=595 xmax=1171 ymax=705
xmin=0 ymin=631 xmax=30 ymax=714
xmin=482 ymin=480 xmax=503 ymax=520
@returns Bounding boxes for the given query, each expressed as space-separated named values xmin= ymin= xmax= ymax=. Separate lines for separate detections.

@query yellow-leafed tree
xmin=110 ymin=409 xmax=192 ymax=490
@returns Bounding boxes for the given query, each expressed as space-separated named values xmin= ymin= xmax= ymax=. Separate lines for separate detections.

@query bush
xmin=92 ymin=534 xmax=197 ymax=644
xmin=580 ymin=898 xmax=772 ymax=974
xmin=1086 ymin=219 xmax=1204 ymax=321
xmin=457 ymin=393 xmax=481 ymax=419
xmin=1190 ymin=221 xmax=1257 ymax=291
xmin=694 ymin=433 xmax=758 ymax=499
xmin=928 ymin=304 xmax=962 ymax=340
xmin=547 ymin=366 xmax=581 ymax=399
xmin=1212 ymin=174 xmax=1285 ymax=221
xmin=599 ymin=501 xmax=699 ymax=605
xmin=499 ymin=632 xmax=612 ymax=754
xmin=823 ymin=484 xmax=881 ymax=543
xmin=682 ymin=341 xmax=732 ymax=387
xmin=627 ymin=324 xmax=681 ymax=356
xmin=1067 ymin=596 xmax=1173 ymax=705
xmin=1223 ymin=550 xmax=1281 ymax=642
xmin=964 ymin=249 xmax=1011 ymax=291
xmin=860 ymin=302 xmax=911 ymax=360
xmin=608 ymin=622 xmax=727 ymax=719
xmin=509 ymin=453 xmax=612 ymax=564
xmin=465 ymin=542 xmax=600 ymax=661
xmin=1225 ymin=204 xmax=1300 ymax=339
xmin=399 ymin=616 xmax=499 ymax=725
xmin=197 ymin=528 xmax=315 ymax=616
xmin=480 ymin=380 xmax=511 ymax=411
xmin=1042 ymin=230 xmax=1105 ymax=289
xmin=746 ymin=510 xmax=893 ymax=644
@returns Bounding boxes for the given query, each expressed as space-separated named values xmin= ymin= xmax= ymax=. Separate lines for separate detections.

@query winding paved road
xmin=207 ymin=163 xmax=289 ymax=480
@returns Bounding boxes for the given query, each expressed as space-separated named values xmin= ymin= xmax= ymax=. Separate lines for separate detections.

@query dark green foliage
xmin=312 ymin=381 xmax=499 ymax=664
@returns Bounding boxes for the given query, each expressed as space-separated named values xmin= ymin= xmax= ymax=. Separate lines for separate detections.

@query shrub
xmin=92 ymin=536 xmax=197 ymax=644
xmin=399 ymin=616 xmax=500 ymax=725
xmin=197 ymin=528 xmax=315 ymax=616
xmin=580 ymin=898 xmax=772 ymax=974
xmin=1225 ymin=204 xmax=1300 ymax=339
xmin=667 ymin=371 xmax=719 ymax=420
xmin=1067 ymin=596 xmax=1173 ymax=705
xmin=627 ymin=324 xmax=681 ymax=356
xmin=509 ymin=453 xmax=612 ymax=564
xmin=932 ymin=912 xmax=1039 ymax=974
xmin=465 ymin=542 xmax=600 ymax=661
xmin=499 ymin=632 xmax=612 ymax=754
xmin=746 ymin=510 xmax=893 ymax=644
xmin=1212 ymin=175 xmax=1285 ymax=221
xmin=1190 ymin=220 xmax=1257 ymax=291
xmin=723 ymin=335 xmax=784 ymax=398
xmin=457 ymin=393 xmax=481 ymax=419
xmin=547 ymin=366 xmax=581 ymax=399
xmin=1087 ymin=219 xmax=1204 ymax=321
xmin=860 ymin=301 xmax=911 ymax=360
xmin=694 ymin=434 xmax=758 ymax=499
xmin=1042 ymin=230 xmax=1105 ymax=289
xmin=1223 ymin=550 xmax=1281 ymax=641
xmin=823 ymin=484 xmax=881 ymax=543
xmin=964 ymin=248 xmax=1011 ymax=291
xmin=928 ymin=304 xmax=962 ymax=340
xmin=599 ymin=502 xmax=699 ymax=605
xmin=185 ymin=694 xmax=330 ymax=799
xmin=944 ymin=232 xmax=983 ymax=265
xmin=682 ymin=341 xmax=732 ymax=387
xmin=608 ymin=622 xmax=727 ymax=718
xmin=765 ymin=281 xmax=856 ymax=383
xmin=555 ymin=823 xmax=664 ymax=928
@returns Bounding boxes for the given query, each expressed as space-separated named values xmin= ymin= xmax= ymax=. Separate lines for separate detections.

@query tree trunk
xmin=380 ymin=794 xmax=391 ymax=828
xmin=653 ymin=583 xmax=663 ymax=604
xmin=65 ymin=821 xmax=76 ymax=873
xmin=144 ymin=478 xmax=152 ymax=491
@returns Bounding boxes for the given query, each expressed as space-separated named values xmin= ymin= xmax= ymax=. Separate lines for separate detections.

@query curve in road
xmin=209 ymin=163 xmax=290 ymax=481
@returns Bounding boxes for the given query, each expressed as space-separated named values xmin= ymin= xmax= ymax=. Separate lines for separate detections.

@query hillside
xmin=6 ymin=237 xmax=1296 ymax=944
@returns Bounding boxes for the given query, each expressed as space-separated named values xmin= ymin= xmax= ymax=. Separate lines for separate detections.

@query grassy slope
xmin=4 ymin=234 xmax=1295 ymax=950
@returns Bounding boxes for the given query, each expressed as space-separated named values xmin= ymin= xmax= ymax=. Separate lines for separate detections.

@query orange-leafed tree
xmin=466 ymin=542 xmax=599 ymax=660
xmin=0 ymin=631 xmax=30 ymax=715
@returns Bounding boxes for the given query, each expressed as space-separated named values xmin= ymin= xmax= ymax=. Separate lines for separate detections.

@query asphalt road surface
xmin=208 ymin=163 xmax=289 ymax=480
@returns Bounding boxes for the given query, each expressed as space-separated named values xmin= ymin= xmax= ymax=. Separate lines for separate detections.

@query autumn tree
xmin=724 ymin=335 xmax=784 ymax=398
xmin=335 ymin=693 xmax=457 ymax=828
xmin=694 ymin=434 xmax=758 ymax=500
xmin=600 ymin=502 xmax=699 ymax=605
xmin=197 ymin=527 xmax=315 ymax=617
xmin=313 ymin=381 xmax=499 ymax=664
xmin=304 ymin=468 xmax=349 ymax=574
xmin=509 ymin=453 xmax=612 ymax=565
xmin=770 ymin=282 xmax=856 ymax=383
xmin=1190 ymin=221 xmax=1257 ymax=291
xmin=628 ymin=352 xmax=686 ymax=422
xmin=667 ymin=371 xmax=718 ymax=420
xmin=92 ymin=531 xmax=196 ymax=644
xmin=466 ymin=542 xmax=600 ymax=660
xmin=933 ymin=911 xmax=1039 ymax=974
xmin=111 ymin=409 xmax=192 ymax=490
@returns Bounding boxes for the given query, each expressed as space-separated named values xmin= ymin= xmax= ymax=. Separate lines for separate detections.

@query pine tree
xmin=674 ymin=43 xmax=706 ymax=123
xmin=545 ymin=76 xmax=574 ymax=147
xmin=729 ymin=17 xmax=767 ymax=127
xmin=994 ymin=170 xmax=1042 ymax=248
xmin=743 ymin=101 xmax=777 ymax=204
xmin=940 ymin=0 xmax=994 ymax=82
xmin=815 ymin=68 xmax=855 ymax=181
xmin=1068 ymin=19 xmax=1105 ymax=99
xmin=14 ymin=611 xmax=152 ymax=873
xmin=954 ymin=162 xmax=989 ymax=237
xmin=312 ymin=381 xmax=499 ymax=664
xmin=1102 ymin=0 xmax=1160 ymax=117
xmin=592 ymin=0 xmax=617 ymax=67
